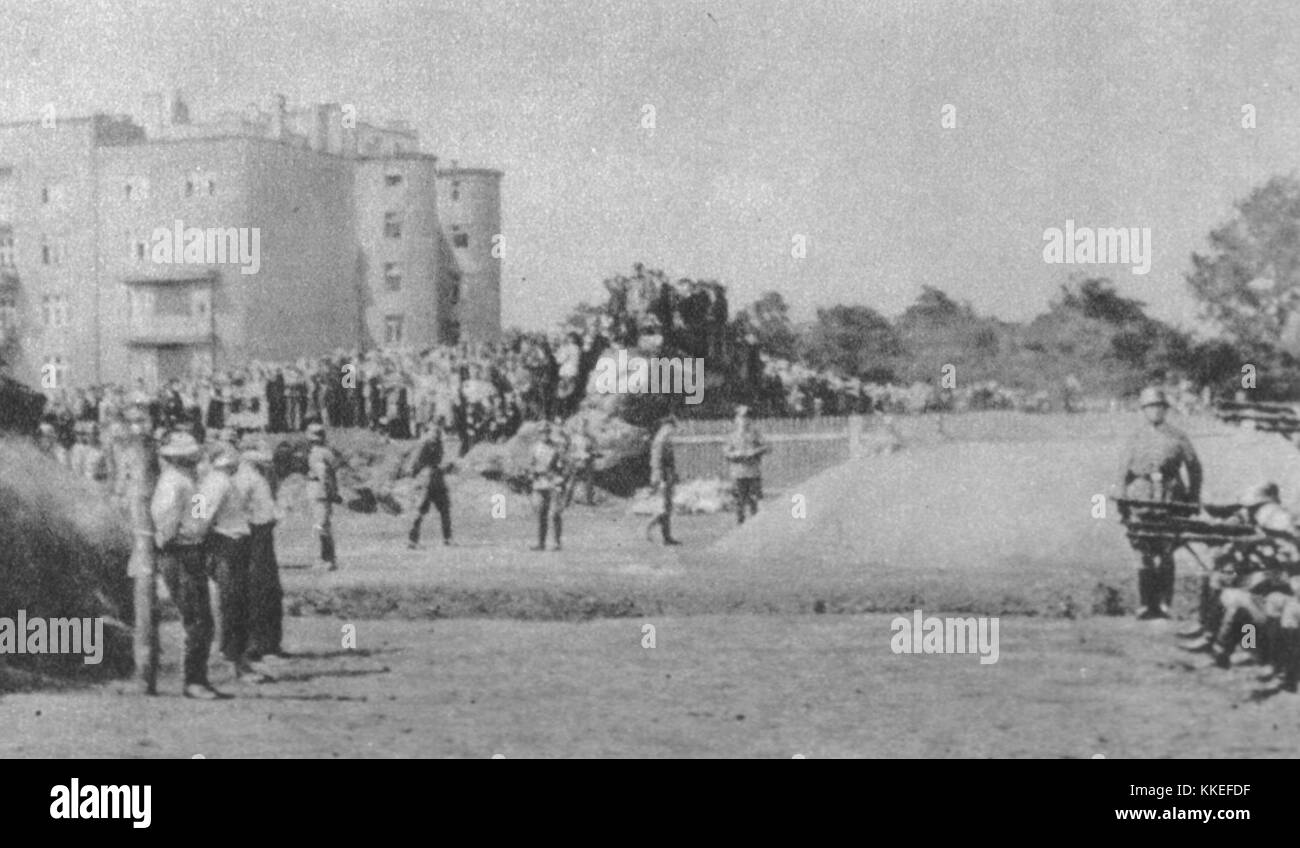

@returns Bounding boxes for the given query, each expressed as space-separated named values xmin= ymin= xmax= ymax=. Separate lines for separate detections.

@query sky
xmin=2 ymin=0 xmax=1298 ymax=334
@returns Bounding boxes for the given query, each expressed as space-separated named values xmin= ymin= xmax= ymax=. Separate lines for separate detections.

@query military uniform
xmin=530 ymin=432 xmax=567 ymax=550
xmin=306 ymin=426 xmax=339 ymax=569
xmin=566 ymin=429 xmax=599 ymax=507
xmin=1118 ymin=389 xmax=1202 ymax=616
xmin=725 ymin=410 xmax=767 ymax=525
xmin=646 ymin=419 xmax=680 ymax=545
xmin=409 ymin=430 xmax=453 ymax=547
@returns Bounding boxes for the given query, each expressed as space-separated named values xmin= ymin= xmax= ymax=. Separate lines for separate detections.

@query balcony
xmin=126 ymin=315 xmax=214 ymax=347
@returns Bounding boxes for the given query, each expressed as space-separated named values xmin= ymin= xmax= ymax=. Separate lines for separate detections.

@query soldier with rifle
xmin=1116 ymin=387 xmax=1203 ymax=619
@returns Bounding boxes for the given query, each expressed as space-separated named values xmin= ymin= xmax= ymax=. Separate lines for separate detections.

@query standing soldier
xmin=306 ymin=422 xmax=340 ymax=570
xmin=408 ymin=419 xmax=454 ymax=549
xmin=724 ymin=405 xmax=769 ymax=525
xmin=529 ymin=421 xmax=568 ymax=551
xmin=151 ymin=431 xmax=224 ymax=699
xmin=565 ymin=418 xmax=601 ymax=507
xmin=645 ymin=414 xmax=681 ymax=545
xmin=236 ymin=440 xmax=286 ymax=664
xmin=1117 ymin=386 xmax=1203 ymax=619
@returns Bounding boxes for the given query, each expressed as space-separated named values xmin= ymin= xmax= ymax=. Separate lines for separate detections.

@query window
xmin=451 ymin=182 xmax=460 ymax=201
xmin=383 ymin=212 xmax=402 ymax=239
xmin=184 ymin=179 xmax=194 ymax=197
xmin=385 ymin=173 xmax=403 ymax=187
xmin=450 ymin=282 xmax=461 ymax=305
xmin=207 ymin=177 xmax=216 ymax=196
xmin=0 ymin=229 xmax=14 ymax=267
xmin=41 ymin=236 xmax=66 ymax=266
xmin=42 ymin=294 xmax=70 ymax=328
xmin=383 ymin=314 xmax=404 ymax=346
xmin=129 ymin=236 xmax=148 ymax=262
xmin=41 ymin=182 xmax=64 ymax=205
xmin=452 ymin=232 xmax=469 ymax=248
xmin=383 ymin=262 xmax=402 ymax=292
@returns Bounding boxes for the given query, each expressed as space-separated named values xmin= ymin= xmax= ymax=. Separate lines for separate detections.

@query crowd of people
xmin=754 ymin=354 xmax=1216 ymax=418
xmin=35 ymin=331 xmax=614 ymax=457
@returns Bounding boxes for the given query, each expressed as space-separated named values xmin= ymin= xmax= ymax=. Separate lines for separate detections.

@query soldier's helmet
xmin=158 ymin=431 xmax=201 ymax=462
xmin=1138 ymin=387 xmax=1169 ymax=408
xmin=1240 ymin=482 xmax=1280 ymax=509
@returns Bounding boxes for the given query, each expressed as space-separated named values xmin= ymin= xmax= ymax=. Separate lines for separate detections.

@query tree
xmin=1187 ymin=175 xmax=1300 ymax=351
xmin=736 ymin=291 xmax=799 ymax=360
xmin=801 ymin=304 xmax=901 ymax=379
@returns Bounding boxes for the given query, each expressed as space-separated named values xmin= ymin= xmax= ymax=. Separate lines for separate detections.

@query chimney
xmin=142 ymin=91 xmax=166 ymax=138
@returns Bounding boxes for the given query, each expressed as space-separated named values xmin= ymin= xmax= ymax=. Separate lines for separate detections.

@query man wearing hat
xmin=1117 ymin=386 xmax=1203 ymax=618
xmin=1187 ymin=483 xmax=1299 ymax=670
xmin=151 ymin=431 xmax=224 ymax=699
xmin=408 ymin=419 xmax=454 ymax=549
xmin=306 ymin=422 xmax=340 ymax=570
xmin=201 ymin=445 xmax=269 ymax=684
xmin=724 ymin=405 xmax=769 ymax=525
xmin=1182 ymin=483 xmax=1279 ymax=645
xmin=645 ymin=414 xmax=681 ymax=545
xmin=529 ymin=420 xmax=568 ymax=551
xmin=565 ymin=417 xmax=601 ymax=508
xmin=236 ymin=440 xmax=285 ymax=663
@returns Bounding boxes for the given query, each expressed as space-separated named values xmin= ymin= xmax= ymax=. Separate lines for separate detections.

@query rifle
xmin=1112 ymin=497 xmax=1267 ymax=572
xmin=1213 ymin=400 xmax=1300 ymax=437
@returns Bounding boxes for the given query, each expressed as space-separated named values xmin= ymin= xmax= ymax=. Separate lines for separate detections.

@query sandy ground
xmin=7 ymin=414 xmax=1300 ymax=757
xmin=3 ymin=613 xmax=1299 ymax=758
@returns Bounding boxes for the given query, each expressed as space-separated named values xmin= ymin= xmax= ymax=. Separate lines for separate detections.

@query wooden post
xmin=127 ymin=428 xmax=159 ymax=694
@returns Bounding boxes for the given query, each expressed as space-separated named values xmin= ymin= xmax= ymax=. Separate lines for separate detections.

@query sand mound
xmin=0 ymin=438 xmax=133 ymax=686
xmin=711 ymin=425 xmax=1300 ymax=574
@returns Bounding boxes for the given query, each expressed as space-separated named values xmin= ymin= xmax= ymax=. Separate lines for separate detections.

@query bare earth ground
xmin=3 ymin=476 xmax=1300 ymax=758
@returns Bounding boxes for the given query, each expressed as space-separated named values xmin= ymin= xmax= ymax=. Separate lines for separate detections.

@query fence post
xmin=847 ymin=414 xmax=863 ymax=460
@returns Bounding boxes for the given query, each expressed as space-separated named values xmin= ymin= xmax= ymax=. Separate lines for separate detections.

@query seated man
xmin=1191 ymin=483 xmax=1299 ymax=672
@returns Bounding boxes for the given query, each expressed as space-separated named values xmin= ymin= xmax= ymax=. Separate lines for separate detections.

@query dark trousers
xmin=159 ymin=544 xmax=212 ymax=686
xmin=535 ymin=488 xmax=563 ymax=547
xmin=247 ymin=522 xmax=283 ymax=658
xmin=646 ymin=481 xmax=675 ymax=541
xmin=410 ymin=479 xmax=452 ymax=544
xmin=734 ymin=477 xmax=761 ymax=524
xmin=208 ymin=533 xmax=252 ymax=664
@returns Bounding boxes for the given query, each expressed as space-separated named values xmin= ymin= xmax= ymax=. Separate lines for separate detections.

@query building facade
xmin=0 ymin=92 xmax=502 ymax=389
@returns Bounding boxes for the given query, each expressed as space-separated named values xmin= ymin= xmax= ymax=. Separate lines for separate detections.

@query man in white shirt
xmin=237 ymin=441 xmax=286 ymax=663
xmin=201 ymin=447 xmax=270 ymax=683
xmin=151 ymin=431 xmax=224 ymax=700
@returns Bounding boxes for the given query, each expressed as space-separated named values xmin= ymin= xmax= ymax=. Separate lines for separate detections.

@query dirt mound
xmin=0 ymin=438 xmax=134 ymax=687
xmin=711 ymin=424 xmax=1300 ymax=576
